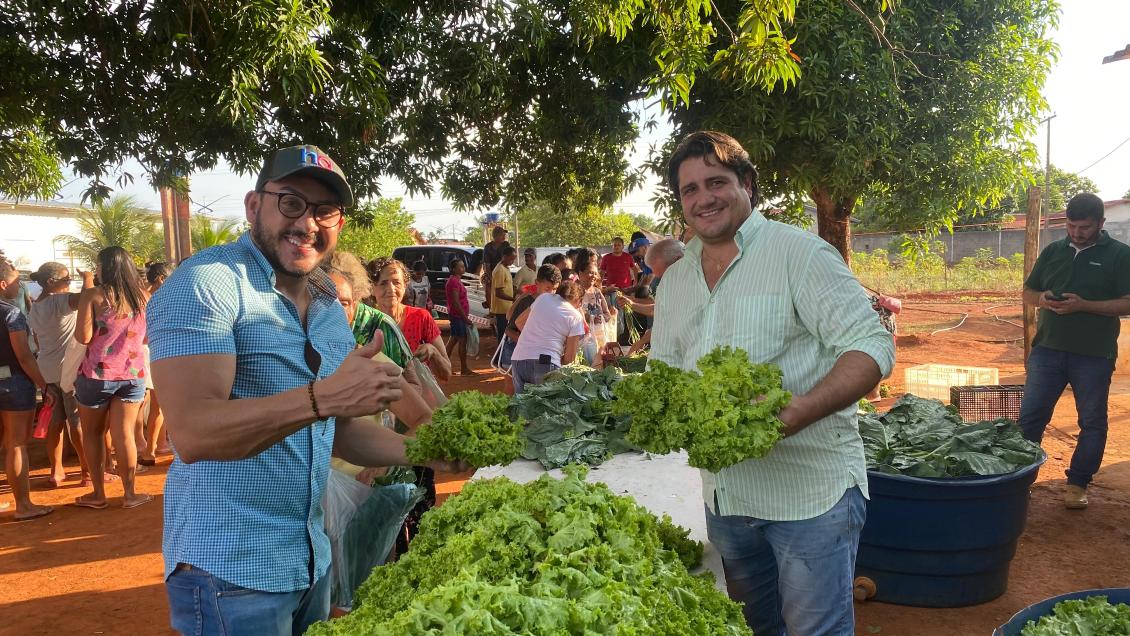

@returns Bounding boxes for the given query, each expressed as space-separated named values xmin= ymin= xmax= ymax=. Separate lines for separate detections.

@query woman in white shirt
xmin=510 ymin=280 xmax=585 ymax=393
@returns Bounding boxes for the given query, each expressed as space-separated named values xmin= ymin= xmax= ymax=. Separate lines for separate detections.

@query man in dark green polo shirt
xmin=1020 ymin=192 xmax=1130 ymax=509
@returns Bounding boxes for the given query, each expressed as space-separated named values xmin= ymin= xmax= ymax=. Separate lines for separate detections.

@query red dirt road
xmin=2 ymin=302 xmax=1128 ymax=635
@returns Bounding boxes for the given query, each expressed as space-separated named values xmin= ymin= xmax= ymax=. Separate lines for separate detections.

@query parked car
xmin=391 ymin=245 xmax=487 ymax=318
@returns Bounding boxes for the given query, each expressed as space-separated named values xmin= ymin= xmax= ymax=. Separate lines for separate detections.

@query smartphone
xmin=1047 ymin=292 xmax=1067 ymax=302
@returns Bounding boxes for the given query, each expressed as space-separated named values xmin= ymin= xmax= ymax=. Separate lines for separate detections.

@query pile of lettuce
xmin=1021 ymin=595 xmax=1130 ymax=635
xmin=859 ymin=394 xmax=1044 ymax=478
xmin=306 ymin=466 xmax=748 ymax=635
xmin=406 ymin=391 xmax=524 ymax=467
xmin=510 ymin=365 xmax=639 ymax=469
xmin=611 ymin=346 xmax=791 ymax=472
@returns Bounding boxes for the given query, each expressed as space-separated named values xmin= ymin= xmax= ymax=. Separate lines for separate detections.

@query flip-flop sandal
xmin=13 ymin=507 xmax=55 ymax=522
xmin=138 ymin=458 xmax=156 ymax=467
xmin=71 ymin=498 xmax=109 ymax=510
xmin=123 ymin=494 xmax=154 ymax=510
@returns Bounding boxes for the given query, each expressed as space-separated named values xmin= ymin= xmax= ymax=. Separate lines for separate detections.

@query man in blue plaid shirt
xmin=149 ymin=145 xmax=464 ymax=635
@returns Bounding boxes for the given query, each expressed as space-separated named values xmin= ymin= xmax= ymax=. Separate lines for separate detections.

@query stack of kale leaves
xmin=859 ymin=394 xmax=1043 ymax=478
xmin=510 ymin=365 xmax=640 ymax=469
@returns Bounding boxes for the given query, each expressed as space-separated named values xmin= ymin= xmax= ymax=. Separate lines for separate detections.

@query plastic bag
xmin=466 ymin=322 xmax=480 ymax=357
xmin=32 ymin=394 xmax=54 ymax=439
xmin=410 ymin=357 xmax=447 ymax=408
xmin=324 ymin=469 xmax=424 ymax=610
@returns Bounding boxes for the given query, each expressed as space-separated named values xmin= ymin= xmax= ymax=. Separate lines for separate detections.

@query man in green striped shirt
xmin=651 ymin=131 xmax=895 ymax=635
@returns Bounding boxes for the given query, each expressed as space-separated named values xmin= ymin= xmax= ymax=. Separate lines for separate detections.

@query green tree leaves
xmin=56 ymin=196 xmax=164 ymax=267
xmin=666 ymin=0 xmax=1059 ymax=262
xmin=512 ymin=201 xmax=645 ymax=247
xmin=335 ymin=198 xmax=416 ymax=260
xmin=0 ymin=125 xmax=62 ymax=200
xmin=190 ymin=215 xmax=243 ymax=252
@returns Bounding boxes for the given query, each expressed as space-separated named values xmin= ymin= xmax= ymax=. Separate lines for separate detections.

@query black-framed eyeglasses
xmin=258 ymin=190 xmax=344 ymax=228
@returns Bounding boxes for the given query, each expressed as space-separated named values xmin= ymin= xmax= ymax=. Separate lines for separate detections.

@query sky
xmin=52 ymin=1 xmax=1130 ymax=238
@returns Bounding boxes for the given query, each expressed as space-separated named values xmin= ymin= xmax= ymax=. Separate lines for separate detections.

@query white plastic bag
xmin=324 ymin=468 xmax=375 ymax=609
xmin=466 ymin=323 xmax=480 ymax=357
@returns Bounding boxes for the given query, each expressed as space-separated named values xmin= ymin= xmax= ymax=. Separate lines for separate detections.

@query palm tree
xmin=56 ymin=195 xmax=164 ymax=267
xmin=191 ymin=215 xmax=243 ymax=251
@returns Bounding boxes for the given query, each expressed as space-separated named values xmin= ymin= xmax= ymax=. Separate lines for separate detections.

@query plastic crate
xmin=904 ymin=364 xmax=999 ymax=403
xmin=950 ymin=385 xmax=1024 ymax=422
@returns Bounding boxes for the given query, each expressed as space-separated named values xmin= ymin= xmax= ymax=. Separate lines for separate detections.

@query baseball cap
xmin=629 ymin=237 xmax=651 ymax=254
xmin=255 ymin=145 xmax=354 ymax=207
xmin=523 ymin=247 xmax=537 ymax=256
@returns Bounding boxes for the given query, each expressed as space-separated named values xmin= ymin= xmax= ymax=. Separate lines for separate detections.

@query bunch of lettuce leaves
xmin=859 ymin=394 xmax=1044 ymax=478
xmin=406 ymin=391 xmax=524 ymax=467
xmin=1021 ymin=595 xmax=1130 ymax=635
xmin=306 ymin=466 xmax=748 ymax=636
xmin=510 ymin=365 xmax=639 ymax=469
xmin=611 ymin=346 xmax=791 ymax=472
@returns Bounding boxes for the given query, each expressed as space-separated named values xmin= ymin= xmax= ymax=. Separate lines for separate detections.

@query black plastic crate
xmin=949 ymin=385 xmax=1024 ymax=422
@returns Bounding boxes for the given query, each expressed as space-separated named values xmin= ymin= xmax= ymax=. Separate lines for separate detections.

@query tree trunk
xmin=810 ymin=187 xmax=856 ymax=267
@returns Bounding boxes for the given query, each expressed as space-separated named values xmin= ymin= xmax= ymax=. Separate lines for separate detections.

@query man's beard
xmin=251 ymin=221 xmax=327 ymax=278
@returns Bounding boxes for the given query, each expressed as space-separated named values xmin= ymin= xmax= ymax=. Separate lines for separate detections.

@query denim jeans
xmin=510 ymin=359 xmax=558 ymax=394
xmin=705 ymin=487 xmax=866 ymax=636
xmin=1019 ymin=345 xmax=1114 ymax=488
xmin=166 ymin=565 xmax=330 ymax=636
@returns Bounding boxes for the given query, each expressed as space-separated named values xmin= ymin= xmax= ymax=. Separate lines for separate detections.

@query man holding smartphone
xmin=1020 ymin=192 xmax=1130 ymax=509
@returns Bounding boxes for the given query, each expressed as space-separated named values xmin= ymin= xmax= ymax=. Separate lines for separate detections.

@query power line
xmin=1077 ymin=135 xmax=1130 ymax=174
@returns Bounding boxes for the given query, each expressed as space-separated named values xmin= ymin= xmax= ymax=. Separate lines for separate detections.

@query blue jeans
xmin=166 ymin=565 xmax=330 ymax=636
xmin=705 ymin=487 xmax=866 ymax=636
xmin=74 ymin=375 xmax=146 ymax=408
xmin=510 ymin=359 xmax=558 ymax=394
xmin=0 ymin=373 xmax=36 ymax=411
xmin=1019 ymin=345 xmax=1114 ymax=488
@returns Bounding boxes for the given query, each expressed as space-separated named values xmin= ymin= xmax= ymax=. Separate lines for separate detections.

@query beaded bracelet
xmin=308 ymin=381 xmax=323 ymax=420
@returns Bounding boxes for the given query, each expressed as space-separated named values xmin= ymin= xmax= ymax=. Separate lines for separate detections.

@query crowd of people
xmin=1 ymin=252 xmax=176 ymax=520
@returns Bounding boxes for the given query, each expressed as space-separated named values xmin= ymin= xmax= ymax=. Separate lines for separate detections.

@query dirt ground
xmin=2 ymin=297 xmax=1128 ymax=636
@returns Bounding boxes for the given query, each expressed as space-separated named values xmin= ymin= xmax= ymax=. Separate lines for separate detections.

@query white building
xmin=1 ymin=199 xmax=160 ymax=272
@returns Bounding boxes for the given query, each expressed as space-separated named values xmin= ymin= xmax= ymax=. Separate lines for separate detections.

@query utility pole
xmin=1039 ymin=114 xmax=1056 ymax=217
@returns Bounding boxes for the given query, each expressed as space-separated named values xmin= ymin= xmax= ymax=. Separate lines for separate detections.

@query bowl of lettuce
xmin=993 ymin=589 xmax=1130 ymax=636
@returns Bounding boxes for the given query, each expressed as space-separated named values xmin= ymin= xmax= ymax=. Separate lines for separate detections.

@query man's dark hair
xmin=1065 ymin=193 xmax=1104 ymax=222
xmin=492 ymin=225 xmax=508 ymax=237
xmin=542 ymin=252 xmax=566 ymax=267
xmin=565 ymin=248 xmax=581 ymax=261
xmin=612 ymin=236 xmax=624 ymax=245
xmin=501 ymin=246 xmax=518 ymax=257
xmin=536 ymin=264 xmax=563 ymax=285
xmin=412 ymin=260 xmax=427 ymax=273
xmin=667 ymin=131 xmax=760 ymax=207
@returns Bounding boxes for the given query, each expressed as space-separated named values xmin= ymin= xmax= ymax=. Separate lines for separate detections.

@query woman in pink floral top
xmin=73 ymin=246 xmax=151 ymax=510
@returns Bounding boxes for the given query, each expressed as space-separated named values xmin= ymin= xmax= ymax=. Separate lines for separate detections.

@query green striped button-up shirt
xmin=651 ymin=211 xmax=895 ymax=521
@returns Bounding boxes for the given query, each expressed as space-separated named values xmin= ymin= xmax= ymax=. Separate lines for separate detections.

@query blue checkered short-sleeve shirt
xmin=148 ymin=233 xmax=354 ymax=592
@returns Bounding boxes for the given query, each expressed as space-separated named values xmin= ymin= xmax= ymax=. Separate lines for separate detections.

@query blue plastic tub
xmin=994 ymin=588 xmax=1130 ymax=635
xmin=854 ymin=454 xmax=1045 ymax=607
